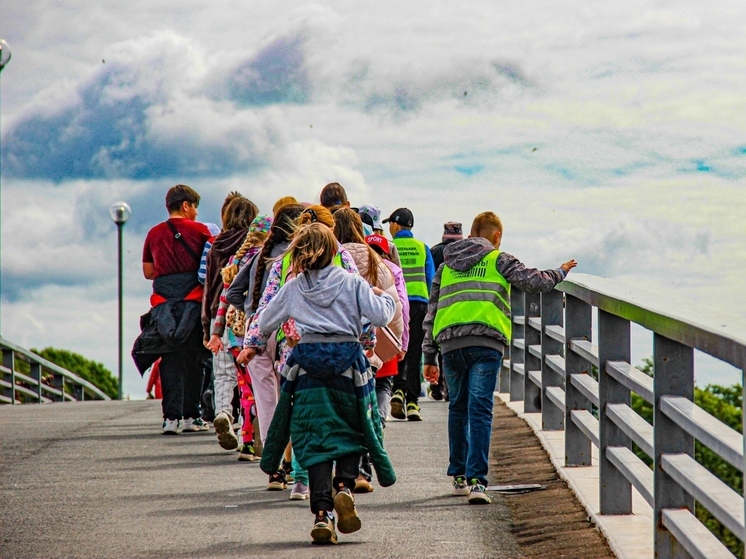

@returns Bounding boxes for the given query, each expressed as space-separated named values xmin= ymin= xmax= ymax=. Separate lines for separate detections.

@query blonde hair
xmin=471 ymin=211 xmax=503 ymax=237
xmin=273 ymin=196 xmax=299 ymax=216
xmin=298 ymin=204 xmax=334 ymax=229
xmin=221 ymin=230 xmax=269 ymax=284
xmin=287 ymin=223 xmax=338 ymax=272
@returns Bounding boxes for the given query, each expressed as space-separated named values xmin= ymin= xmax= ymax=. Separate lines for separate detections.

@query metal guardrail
xmin=500 ymin=273 xmax=746 ymax=559
xmin=0 ymin=337 xmax=111 ymax=404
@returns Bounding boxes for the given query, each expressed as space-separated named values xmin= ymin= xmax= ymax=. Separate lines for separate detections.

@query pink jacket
xmin=383 ymin=259 xmax=409 ymax=352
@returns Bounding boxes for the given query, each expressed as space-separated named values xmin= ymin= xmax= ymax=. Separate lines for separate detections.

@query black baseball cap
xmin=382 ymin=207 xmax=414 ymax=228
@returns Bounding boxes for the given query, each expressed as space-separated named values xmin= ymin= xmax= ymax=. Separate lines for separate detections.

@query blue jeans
xmin=443 ymin=346 xmax=502 ymax=486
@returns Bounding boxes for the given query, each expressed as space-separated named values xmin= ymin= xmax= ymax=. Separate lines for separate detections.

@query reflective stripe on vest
xmin=392 ymin=236 xmax=429 ymax=299
xmin=433 ymin=250 xmax=512 ymax=341
xmin=276 ymin=251 xmax=343 ymax=342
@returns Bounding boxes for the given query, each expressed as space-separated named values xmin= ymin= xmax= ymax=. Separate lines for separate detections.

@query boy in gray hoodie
xmin=422 ymin=211 xmax=576 ymax=504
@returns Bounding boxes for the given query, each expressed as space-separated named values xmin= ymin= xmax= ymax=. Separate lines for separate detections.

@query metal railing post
xmin=598 ymin=310 xmax=632 ymax=514
xmin=30 ymin=362 xmax=43 ymax=404
xmin=51 ymin=373 xmax=65 ymax=402
xmin=523 ymin=292 xmax=541 ymax=413
xmin=564 ymin=294 xmax=592 ymax=466
xmin=509 ymin=288 xmax=525 ymax=402
xmin=2 ymin=348 xmax=15 ymax=404
xmin=541 ymin=290 xmax=564 ymax=430
xmin=653 ymin=333 xmax=694 ymax=559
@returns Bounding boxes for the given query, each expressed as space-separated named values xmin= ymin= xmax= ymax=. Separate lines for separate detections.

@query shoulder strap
xmin=167 ymin=220 xmax=201 ymax=261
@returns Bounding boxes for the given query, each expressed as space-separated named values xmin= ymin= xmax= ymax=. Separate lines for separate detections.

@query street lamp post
xmin=109 ymin=202 xmax=131 ymax=400
xmin=0 ymin=39 xmax=12 ymax=334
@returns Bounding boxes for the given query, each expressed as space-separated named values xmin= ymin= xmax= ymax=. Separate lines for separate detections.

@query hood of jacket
xmin=210 ymin=228 xmax=247 ymax=260
xmin=443 ymin=237 xmax=496 ymax=271
xmin=295 ymin=266 xmax=348 ymax=308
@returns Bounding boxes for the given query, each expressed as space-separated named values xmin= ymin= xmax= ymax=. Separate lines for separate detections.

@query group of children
xmin=146 ymin=181 xmax=577 ymax=545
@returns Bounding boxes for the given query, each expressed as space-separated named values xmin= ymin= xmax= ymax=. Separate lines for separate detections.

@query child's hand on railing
xmin=561 ymin=259 xmax=578 ymax=274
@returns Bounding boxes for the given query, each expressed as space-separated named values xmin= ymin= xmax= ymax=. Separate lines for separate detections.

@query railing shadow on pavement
xmin=0 ymin=336 xmax=110 ymax=404
xmin=498 ymin=273 xmax=746 ymax=559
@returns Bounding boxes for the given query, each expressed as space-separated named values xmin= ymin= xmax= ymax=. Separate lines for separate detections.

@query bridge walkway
xmin=0 ymin=399 xmax=540 ymax=559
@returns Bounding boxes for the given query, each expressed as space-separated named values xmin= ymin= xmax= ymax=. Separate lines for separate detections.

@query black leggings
xmin=307 ymin=453 xmax=360 ymax=513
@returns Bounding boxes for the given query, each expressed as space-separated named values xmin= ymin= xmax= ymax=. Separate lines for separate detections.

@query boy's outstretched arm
xmin=498 ymin=253 xmax=577 ymax=294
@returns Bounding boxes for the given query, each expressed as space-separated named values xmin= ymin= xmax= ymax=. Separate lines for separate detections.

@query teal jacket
xmin=259 ymin=341 xmax=396 ymax=487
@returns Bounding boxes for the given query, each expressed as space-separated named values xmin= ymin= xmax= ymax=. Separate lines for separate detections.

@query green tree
xmin=31 ymin=347 xmax=119 ymax=400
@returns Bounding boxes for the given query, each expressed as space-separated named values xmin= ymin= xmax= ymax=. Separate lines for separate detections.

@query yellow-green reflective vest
xmin=433 ymin=250 xmax=512 ymax=341
xmin=275 ymin=251 xmax=343 ymax=342
xmin=393 ymin=236 xmax=429 ymax=299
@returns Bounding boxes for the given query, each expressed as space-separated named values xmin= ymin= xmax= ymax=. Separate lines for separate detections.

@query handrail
xmin=0 ymin=337 xmax=111 ymax=404
xmin=500 ymin=273 xmax=746 ymax=559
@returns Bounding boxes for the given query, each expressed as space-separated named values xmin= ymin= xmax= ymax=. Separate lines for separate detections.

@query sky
xmin=1 ymin=0 xmax=745 ymax=398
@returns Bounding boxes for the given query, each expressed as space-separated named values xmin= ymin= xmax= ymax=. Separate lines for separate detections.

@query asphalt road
xmin=0 ymin=399 xmax=521 ymax=559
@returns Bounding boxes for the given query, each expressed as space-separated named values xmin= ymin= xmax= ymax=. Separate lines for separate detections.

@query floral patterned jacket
xmin=244 ymin=246 xmax=375 ymax=373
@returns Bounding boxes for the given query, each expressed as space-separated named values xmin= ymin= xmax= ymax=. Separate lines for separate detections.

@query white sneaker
xmin=182 ymin=417 xmax=210 ymax=432
xmin=213 ymin=412 xmax=239 ymax=450
xmin=290 ymin=482 xmax=309 ymax=500
xmin=162 ymin=418 xmax=181 ymax=435
xmin=452 ymin=476 xmax=469 ymax=496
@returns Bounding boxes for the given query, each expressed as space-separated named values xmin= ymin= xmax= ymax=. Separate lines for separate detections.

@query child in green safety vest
xmin=383 ymin=207 xmax=436 ymax=422
xmin=422 ymin=211 xmax=576 ymax=504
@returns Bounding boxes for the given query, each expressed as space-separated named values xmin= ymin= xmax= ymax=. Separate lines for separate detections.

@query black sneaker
xmin=311 ymin=511 xmax=338 ymax=545
xmin=406 ymin=402 xmax=422 ymax=421
xmin=390 ymin=389 xmax=406 ymax=419
xmin=238 ymin=442 xmax=258 ymax=462
xmin=267 ymin=470 xmax=287 ymax=491
xmin=282 ymin=459 xmax=295 ymax=483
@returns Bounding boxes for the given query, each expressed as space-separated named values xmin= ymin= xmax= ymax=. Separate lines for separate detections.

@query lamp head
xmin=109 ymin=202 xmax=132 ymax=225
xmin=0 ymin=39 xmax=11 ymax=73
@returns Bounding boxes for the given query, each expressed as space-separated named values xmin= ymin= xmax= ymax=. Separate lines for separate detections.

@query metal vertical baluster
xmin=541 ymin=290 xmax=564 ymax=430
xmin=523 ymin=292 xmax=541 ymax=413
xmin=564 ymin=294 xmax=592 ymax=466
xmin=653 ymin=333 xmax=694 ymax=559
xmin=509 ymin=287 xmax=525 ymax=402
xmin=598 ymin=310 xmax=632 ymax=514
xmin=3 ymin=348 xmax=15 ymax=404
xmin=30 ymin=361 xmax=42 ymax=404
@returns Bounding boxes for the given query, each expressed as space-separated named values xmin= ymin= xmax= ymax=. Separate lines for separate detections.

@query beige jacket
xmin=342 ymin=242 xmax=404 ymax=369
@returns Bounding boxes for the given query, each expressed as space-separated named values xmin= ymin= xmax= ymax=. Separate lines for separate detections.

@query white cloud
xmin=2 ymin=0 xmax=746 ymax=395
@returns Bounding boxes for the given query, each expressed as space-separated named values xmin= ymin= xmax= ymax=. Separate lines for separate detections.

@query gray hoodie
xmin=422 ymin=237 xmax=566 ymax=363
xmin=258 ymin=265 xmax=396 ymax=341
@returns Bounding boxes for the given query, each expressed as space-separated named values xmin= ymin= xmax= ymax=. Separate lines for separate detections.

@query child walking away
xmin=207 ymin=214 xmax=272 ymax=459
xmin=257 ymin=223 xmax=397 ymax=545
xmin=239 ymin=204 xmax=361 ymax=498
xmin=423 ymin=211 xmax=576 ymax=504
